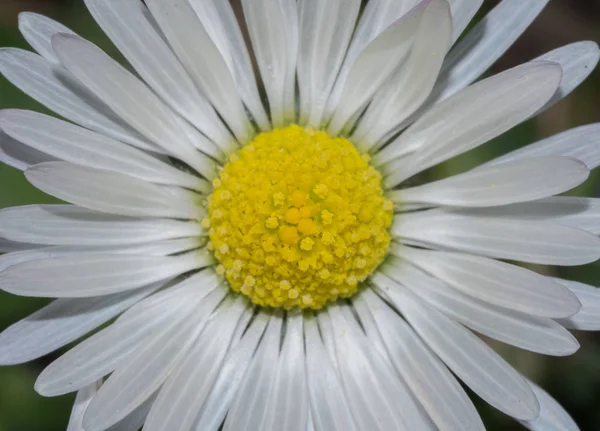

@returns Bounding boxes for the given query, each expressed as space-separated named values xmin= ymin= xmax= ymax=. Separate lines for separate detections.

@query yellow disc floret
xmin=207 ymin=125 xmax=393 ymax=310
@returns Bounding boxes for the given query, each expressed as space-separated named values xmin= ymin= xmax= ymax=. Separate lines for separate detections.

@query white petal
xmin=18 ymin=12 xmax=76 ymax=64
xmin=66 ymin=382 xmax=101 ymax=431
xmin=142 ymin=297 xmax=248 ymax=431
xmin=382 ymin=261 xmax=580 ymax=356
xmin=187 ymin=0 xmax=270 ymax=130
xmin=394 ymin=209 xmax=600 ymax=265
xmin=372 ymin=275 xmax=540 ymax=420
xmin=0 ymin=205 xmax=202 ymax=246
xmin=26 ymin=162 xmax=204 ymax=218
xmin=241 ymin=0 xmax=298 ymax=127
xmin=0 ymin=239 xmax=199 ymax=276
xmin=261 ymin=312 xmax=308 ymax=431
xmin=348 ymin=300 xmax=389 ymax=364
xmin=304 ymin=316 xmax=358 ymax=431
xmin=0 ymin=130 xmax=54 ymax=170
xmin=193 ymin=312 xmax=270 ymax=431
xmin=377 ymin=61 xmax=562 ymax=184
xmin=0 ymin=110 xmax=206 ymax=190
xmin=107 ymin=394 xmax=156 ymax=431
xmin=461 ymin=197 xmax=600 ymax=235
xmin=328 ymin=305 xmax=434 ymax=431
xmin=144 ymin=0 xmax=252 ymax=145
xmin=325 ymin=0 xmax=421 ymax=119
xmin=353 ymin=0 xmax=453 ymax=150
xmin=396 ymin=246 xmax=581 ymax=318
xmin=483 ymin=123 xmax=600 ymax=170
xmin=536 ymin=41 xmax=600 ymax=114
xmin=358 ymin=289 xmax=485 ymax=431
xmin=316 ymin=311 xmax=339 ymax=372
xmin=82 ymin=293 xmax=224 ymax=431
xmin=0 ymin=251 xmax=211 ymax=298
xmin=392 ymin=157 xmax=589 ymax=207
xmin=446 ymin=0 xmax=483 ymax=43
xmin=436 ymin=0 xmax=551 ymax=104
xmin=82 ymin=0 xmax=231 ymax=147
xmin=35 ymin=272 xmax=223 ymax=396
xmin=0 ymin=49 xmax=158 ymax=153
xmin=223 ymin=313 xmax=283 ymax=431
xmin=0 ymin=282 xmax=162 ymax=365
xmin=556 ymin=278 xmax=600 ymax=331
xmin=327 ymin=1 xmax=426 ymax=136
xmin=52 ymin=34 xmax=219 ymax=176
xmin=297 ymin=0 xmax=360 ymax=128
xmin=521 ymin=381 xmax=580 ymax=431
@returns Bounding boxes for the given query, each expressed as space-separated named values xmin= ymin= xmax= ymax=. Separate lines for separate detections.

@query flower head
xmin=0 ymin=0 xmax=599 ymax=430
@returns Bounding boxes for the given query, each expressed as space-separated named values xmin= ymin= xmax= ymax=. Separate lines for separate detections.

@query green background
xmin=1 ymin=0 xmax=600 ymax=429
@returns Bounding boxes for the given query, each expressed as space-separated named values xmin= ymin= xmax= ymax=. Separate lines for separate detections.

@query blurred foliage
xmin=1 ymin=0 xmax=600 ymax=430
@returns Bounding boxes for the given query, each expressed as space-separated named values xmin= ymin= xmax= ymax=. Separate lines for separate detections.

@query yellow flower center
xmin=206 ymin=125 xmax=393 ymax=310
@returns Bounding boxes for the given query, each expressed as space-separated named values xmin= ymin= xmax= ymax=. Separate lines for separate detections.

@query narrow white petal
xmin=83 ymin=0 xmax=231 ymax=146
xmin=377 ymin=61 xmax=562 ymax=183
xmin=52 ymin=34 xmax=219 ymax=176
xmin=66 ymin=382 xmax=101 ymax=431
xmin=297 ymin=0 xmax=360 ymax=128
xmin=0 ymin=49 xmax=158 ymax=153
xmin=556 ymin=278 xmax=600 ymax=331
xmin=188 ymin=0 xmax=270 ymax=130
xmin=0 ymin=205 xmax=202 ymax=246
xmin=436 ymin=0 xmax=550 ymax=103
xmin=223 ymin=313 xmax=283 ymax=431
xmin=325 ymin=0 xmax=421 ymax=119
xmin=142 ymin=297 xmax=248 ymax=431
xmin=536 ymin=41 xmax=600 ymax=113
xmin=35 ymin=272 xmax=222 ymax=396
xmin=26 ymin=162 xmax=204 ymax=219
xmin=358 ymin=289 xmax=485 ymax=431
xmin=395 ymin=246 xmax=581 ymax=318
xmin=521 ymin=381 xmax=580 ymax=431
xmin=193 ymin=313 xmax=270 ymax=431
xmin=18 ymin=12 xmax=76 ymax=64
xmin=354 ymin=0 xmax=453 ymax=150
xmin=0 ymin=248 xmax=73 ymax=273
xmin=328 ymin=305 xmax=434 ymax=430
xmin=0 ymin=110 xmax=206 ymax=190
xmin=304 ymin=316 xmax=358 ymax=431
xmin=0 ymin=250 xmax=211 ymax=297
xmin=82 ymin=294 xmax=225 ymax=431
xmin=391 ymin=157 xmax=589 ymax=207
xmin=0 ymin=130 xmax=54 ymax=170
xmin=382 ymin=261 xmax=580 ymax=356
xmin=261 ymin=312 xmax=308 ymax=431
xmin=0 ymin=282 xmax=162 ymax=365
xmin=412 ymin=41 xmax=599 ymax=134
xmin=444 ymin=196 xmax=600 ymax=235
xmin=372 ymin=275 xmax=540 ymax=420
xmin=348 ymin=301 xmax=389 ymax=364
xmin=241 ymin=0 xmax=298 ymax=126
xmin=394 ymin=210 xmax=600 ymax=265
xmin=446 ymin=0 xmax=483 ymax=43
xmin=327 ymin=1 xmax=426 ymax=136
xmin=0 ymin=239 xmax=200 ymax=276
xmin=144 ymin=0 xmax=252 ymax=145
xmin=107 ymin=394 xmax=156 ymax=431
xmin=483 ymin=124 xmax=600 ymax=170
xmin=316 ymin=312 xmax=339 ymax=372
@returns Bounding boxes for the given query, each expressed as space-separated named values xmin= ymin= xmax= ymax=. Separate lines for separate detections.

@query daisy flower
xmin=1 ymin=0 xmax=600 ymax=430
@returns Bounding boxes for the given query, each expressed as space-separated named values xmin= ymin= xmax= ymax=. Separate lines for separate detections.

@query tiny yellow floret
xmin=207 ymin=125 xmax=392 ymax=310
